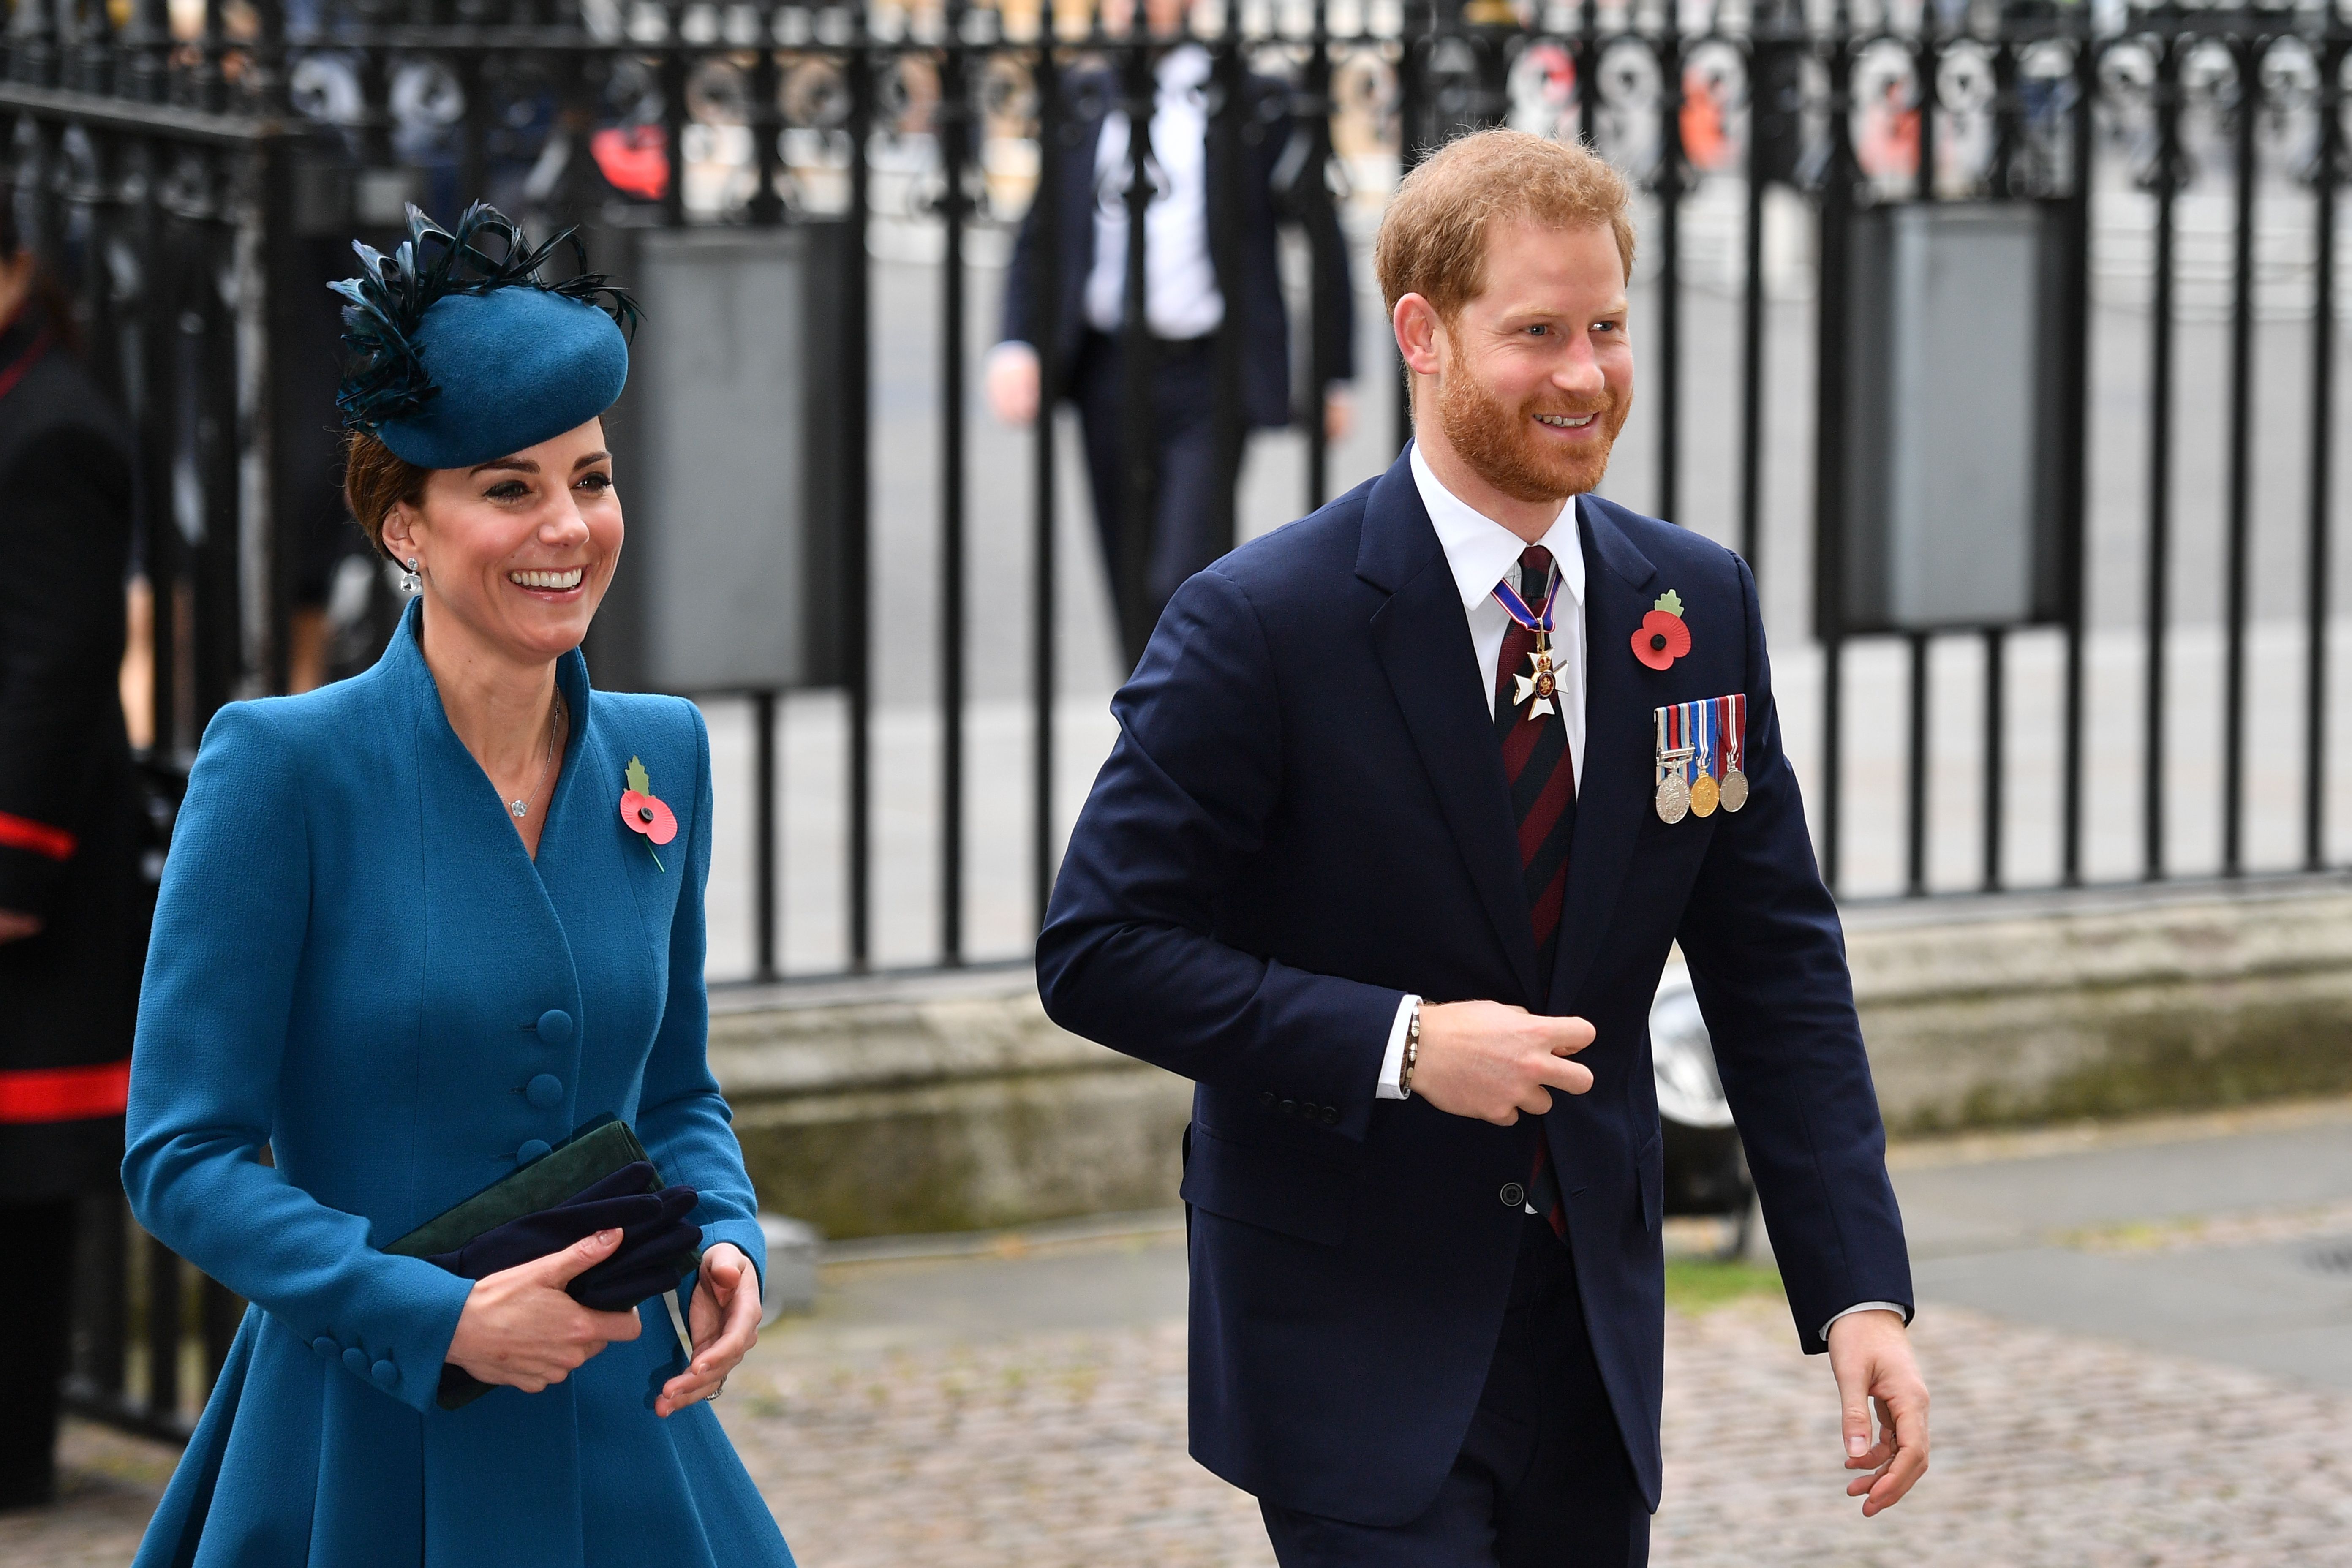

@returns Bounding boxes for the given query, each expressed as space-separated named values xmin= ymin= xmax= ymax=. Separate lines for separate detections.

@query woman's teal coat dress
xmin=122 ymin=601 xmax=796 ymax=1567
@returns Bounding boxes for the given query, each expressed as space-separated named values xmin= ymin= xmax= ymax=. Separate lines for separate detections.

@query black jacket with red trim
xmin=0 ymin=305 xmax=143 ymax=1200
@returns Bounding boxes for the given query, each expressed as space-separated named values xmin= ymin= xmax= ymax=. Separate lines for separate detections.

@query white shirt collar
xmin=1408 ymin=442 xmax=1587 ymax=617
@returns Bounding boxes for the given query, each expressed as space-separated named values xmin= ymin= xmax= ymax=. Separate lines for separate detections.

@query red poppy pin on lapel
xmin=1633 ymin=589 xmax=1692 ymax=671
xmin=620 ymin=756 xmax=677 ymax=871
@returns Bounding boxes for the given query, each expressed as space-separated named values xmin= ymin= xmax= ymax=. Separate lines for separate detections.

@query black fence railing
xmin=10 ymin=0 xmax=2349 ymax=1437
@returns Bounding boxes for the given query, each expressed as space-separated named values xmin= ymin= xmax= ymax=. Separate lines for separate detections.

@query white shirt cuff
xmin=1376 ymin=995 xmax=1420 ymax=1100
xmin=1820 ymin=1302 xmax=1909 ymax=1340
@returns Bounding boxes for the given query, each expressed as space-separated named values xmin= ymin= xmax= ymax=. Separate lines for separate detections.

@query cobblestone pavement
xmin=726 ymin=1288 xmax=2352 ymax=1568
xmin=11 ymin=1285 xmax=2352 ymax=1568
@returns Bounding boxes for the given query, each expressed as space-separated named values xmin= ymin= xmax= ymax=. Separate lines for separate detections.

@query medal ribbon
xmin=1490 ymin=566 xmax=1557 ymax=635
xmin=1695 ymin=700 xmax=1715 ymax=783
xmin=1724 ymin=694 xmax=1745 ymax=773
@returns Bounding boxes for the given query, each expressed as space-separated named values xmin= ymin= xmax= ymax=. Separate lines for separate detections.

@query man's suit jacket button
xmin=343 ymin=1346 xmax=368 ymax=1375
xmin=1320 ymin=1105 xmax=1339 ymax=1127
xmin=1279 ymin=1099 xmax=1296 ymax=1118
xmin=1500 ymin=1182 xmax=1526 ymax=1208
xmin=371 ymin=1358 xmax=398 ymax=1388
xmin=517 ymin=1139 xmax=553 ymax=1165
xmin=1258 ymin=1091 xmax=1276 ymax=1111
xmin=312 ymin=1337 xmax=337 ymax=1359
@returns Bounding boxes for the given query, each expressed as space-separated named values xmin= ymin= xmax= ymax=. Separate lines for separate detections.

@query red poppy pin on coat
xmin=1633 ymin=589 xmax=1692 ymax=671
xmin=620 ymin=755 xmax=677 ymax=871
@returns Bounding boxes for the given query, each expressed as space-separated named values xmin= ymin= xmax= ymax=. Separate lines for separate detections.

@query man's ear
xmin=1392 ymin=293 xmax=1447 ymax=381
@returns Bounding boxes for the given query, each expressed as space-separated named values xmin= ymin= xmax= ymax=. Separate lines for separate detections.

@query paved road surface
xmin=8 ymin=1097 xmax=2349 ymax=1565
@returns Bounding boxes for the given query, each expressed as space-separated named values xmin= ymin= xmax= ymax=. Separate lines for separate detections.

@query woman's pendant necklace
xmin=507 ymin=694 xmax=563 ymax=819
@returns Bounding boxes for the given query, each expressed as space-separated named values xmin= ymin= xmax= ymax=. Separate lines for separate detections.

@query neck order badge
xmin=1653 ymin=695 xmax=1748 ymax=824
xmin=1492 ymin=561 xmax=1562 ymax=722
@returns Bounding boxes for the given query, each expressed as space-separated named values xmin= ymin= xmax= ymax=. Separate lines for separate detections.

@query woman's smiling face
xmin=382 ymin=418 xmax=623 ymax=667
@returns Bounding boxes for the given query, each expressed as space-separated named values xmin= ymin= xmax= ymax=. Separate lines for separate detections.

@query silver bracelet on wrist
xmin=1400 ymin=1002 xmax=1422 ymax=1099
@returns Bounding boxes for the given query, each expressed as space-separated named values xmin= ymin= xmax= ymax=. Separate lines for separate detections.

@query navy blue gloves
xmin=425 ymin=1160 xmax=702 ymax=1312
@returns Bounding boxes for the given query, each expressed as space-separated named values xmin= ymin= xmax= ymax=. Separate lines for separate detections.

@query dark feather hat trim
xmin=329 ymin=202 xmax=640 ymax=433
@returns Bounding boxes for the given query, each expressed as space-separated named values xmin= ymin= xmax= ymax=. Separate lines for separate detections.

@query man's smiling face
xmin=1432 ymin=218 xmax=1634 ymax=505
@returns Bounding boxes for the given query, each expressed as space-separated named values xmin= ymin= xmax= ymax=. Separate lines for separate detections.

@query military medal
xmin=1688 ymin=699 xmax=1720 ymax=817
xmin=1719 ymin=694 xmax=1749 ymax=812
xmin=1492 ymin=564 xmax=1561 ymax=722
xmin=1654 ymin=703 xmax=1694 ymax=824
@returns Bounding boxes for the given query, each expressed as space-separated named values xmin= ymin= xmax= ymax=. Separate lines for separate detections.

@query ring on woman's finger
xmin=708 ymin=1377 xmax=726 ymax=1401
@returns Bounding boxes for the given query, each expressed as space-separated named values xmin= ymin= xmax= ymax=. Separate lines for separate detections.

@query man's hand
xmin=1826 ymin=1309 xmax=1930 ymax=1516
xmin=1410 ymin=1000 xmax=1594 ymax=1124
xmin=985 ymin=341 xmax=1042 ymax=426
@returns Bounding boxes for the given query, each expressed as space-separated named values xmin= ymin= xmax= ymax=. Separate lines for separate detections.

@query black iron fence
xmin=10 ymin=0 xmax=2349 ymax=1435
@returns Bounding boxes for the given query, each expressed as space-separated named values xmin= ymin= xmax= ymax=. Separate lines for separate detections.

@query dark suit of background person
xmin=992 ymin=40 xmax=1356 ymax=664
xmin=1037 ymin=440 xmax=1916 ymax=1560
xmin=0 ymin=245 xmax=145 ymax=1511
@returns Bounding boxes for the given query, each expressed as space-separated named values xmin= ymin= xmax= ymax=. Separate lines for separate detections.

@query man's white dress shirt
xmin=1375 ymin=445 xmax=1586 ymax=1101
xmin=1366 ymin=449 xmax=1904 ymax=1339
xmin=1083 ymin=44 xmax=1224 ymax=341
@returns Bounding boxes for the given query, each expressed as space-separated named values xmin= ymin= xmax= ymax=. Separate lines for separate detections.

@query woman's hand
xmin=444 ymin=1227 xmax=645 ymax=1392
xmin=654 ymin=1241 xmax=762 ymax=1417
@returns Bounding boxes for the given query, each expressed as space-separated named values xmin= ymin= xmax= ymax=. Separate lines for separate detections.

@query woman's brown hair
xmin=343 ymin=429 xmax=432 ymax=561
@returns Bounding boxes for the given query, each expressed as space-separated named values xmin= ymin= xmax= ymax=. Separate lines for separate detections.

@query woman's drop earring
xmin=401 ymin=557 xmax=420 ymax=593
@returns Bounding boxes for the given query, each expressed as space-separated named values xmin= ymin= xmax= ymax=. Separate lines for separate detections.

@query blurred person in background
xmin=986 ymin=0 xmax=1357 ymax=665
xmin=0 ymin=198 xmax=146 ymax=1510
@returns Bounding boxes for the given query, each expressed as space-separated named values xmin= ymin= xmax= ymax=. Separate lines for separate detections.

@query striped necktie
xmin=1495 ymin=546 xmax=1575 ymax=1243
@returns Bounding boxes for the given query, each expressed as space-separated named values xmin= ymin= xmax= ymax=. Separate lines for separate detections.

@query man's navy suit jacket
xmin=998 ymin=65 xmax=1355 ymax=431
xmin=1037 ymin=451 xmax=1914 ymax=1526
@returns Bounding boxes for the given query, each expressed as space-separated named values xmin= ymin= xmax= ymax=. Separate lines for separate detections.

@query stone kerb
xmin=714 ymin=878 xmax=2352 ymax=1239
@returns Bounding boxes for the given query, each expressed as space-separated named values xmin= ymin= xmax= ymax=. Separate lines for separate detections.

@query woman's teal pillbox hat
xmin=330 ymin=203 xmax=638 ymax=471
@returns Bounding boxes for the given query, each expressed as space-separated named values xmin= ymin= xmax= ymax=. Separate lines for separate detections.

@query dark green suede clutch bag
xmin=388 ymin=1116 xmax=681 ymax=1410
xmin=387 ymin=1116 xmax=655 ymax=1261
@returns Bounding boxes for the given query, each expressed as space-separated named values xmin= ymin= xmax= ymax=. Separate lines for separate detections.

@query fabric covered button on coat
xmin=370 ymin=1358 xmax=398 ymax=1388
xmin=342 ymin=1346 xmax=368 ymax=1375
xmin=525 ymin=1073 xmax=564 ymax=1109
xmin=536 ymin=1008 xmax=573 ymax=1044
xmin=516 ymin=1139 xmax=553 ymax=1165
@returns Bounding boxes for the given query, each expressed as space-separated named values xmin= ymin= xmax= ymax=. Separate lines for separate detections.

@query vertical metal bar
xmin=1982 ymin=626 xmax=2004 ymax=890
xmin=1814 ymin=18 xmax=1858 ymax=892
xmin=1116 ymin=29 xmax=1157 ymax=667
xmin=1905 ymin=631 xmax=1928 ymax=896
xmin=2309 ymin=33 xmax=2342 ymax=871
xmin=1915 ymin=17 xmax=1937 ymax=204
xmin=751 ymin=18 xmax=784 ymax=226
xmin=1393 ymin=0 xmax=1435 ymax=457
xmin=1209 ymin=28 xmax=1246 ymax=561
xmin=2060 ymin=27 xmax=2095 ymax=886
xmin=1303 ymin=0 xmax=1335 ymax=512
xmin=144 ymin=1235 xmax=180 ymax=1424
xmin=939 ymin=0 xmax=969 ymax=964
xmin=1737 ymin=28 xmax=1770 ymax=572
xmin=754 ymin=689 xmax=778 ymax=981
xmin=2143 ymin=31 xmax=2180 ymax=880
xmin=75 ymin=1195 xmax=128 ymax=1404
xmin=659 ymin=3 xmax=689 ymax=230
xmin=1655 ymin=21 xmax=1683 ymax=524
xmin=1033 ymin=0 xmax=1063 ymax=928
xmin=2221 ymin=33 xmax=2259 ymax=874
xmin=845 ymin=16 xmax=874 ymax=969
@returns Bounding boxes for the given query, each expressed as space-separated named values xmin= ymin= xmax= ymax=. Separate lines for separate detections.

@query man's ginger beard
xmin=1432 ymin=336 xmax=1631 ymax=504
